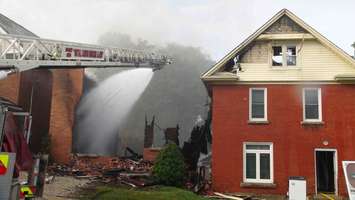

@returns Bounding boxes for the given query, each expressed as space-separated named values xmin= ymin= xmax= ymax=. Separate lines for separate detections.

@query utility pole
xmin=352 ymin=42 xmax=355 ymax=57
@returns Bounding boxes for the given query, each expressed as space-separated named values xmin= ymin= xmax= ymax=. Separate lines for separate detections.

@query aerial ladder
xmin=0 ymin=33 xmax=170 ymax=199
xmin=0 ymin=33 xmax=170 ymax=79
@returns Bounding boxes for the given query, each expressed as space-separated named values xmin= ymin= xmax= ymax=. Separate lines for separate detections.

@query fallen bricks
xmin=47 ymin=154 xmax=154 ymax=187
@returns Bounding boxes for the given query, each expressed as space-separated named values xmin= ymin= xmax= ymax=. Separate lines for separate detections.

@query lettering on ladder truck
xmin=0 ymin=154 xmax=9 ymax=175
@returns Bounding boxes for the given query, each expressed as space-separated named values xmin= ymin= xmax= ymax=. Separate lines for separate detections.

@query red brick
xmin=143 ymin=148 xmax=161 ymax=162
xmin=48 ymin=69 xmax=84 ymax=164
xmin=211 ymin=84 xmax=355 ymax=196
xmin=0 ymin=73 xmax=21 ymax=103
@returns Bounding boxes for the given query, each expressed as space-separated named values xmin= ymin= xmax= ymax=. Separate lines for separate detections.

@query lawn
xmin=87 ymin=186 xmax=209 ymax=200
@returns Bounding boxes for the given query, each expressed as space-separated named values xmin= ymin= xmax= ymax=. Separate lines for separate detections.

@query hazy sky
xmin=0 ymin=0 xmax=354 ymax=60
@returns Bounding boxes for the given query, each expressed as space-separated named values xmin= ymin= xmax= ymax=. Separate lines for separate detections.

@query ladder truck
xmin=0 ymin=33 xmax=170 ymax=199
xmin=0 ymin=33 xmax=171 ymax=79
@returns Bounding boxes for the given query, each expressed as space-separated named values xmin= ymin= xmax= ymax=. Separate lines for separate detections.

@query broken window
xmin=249 ymin=88 xmax=267 ymax=121
xmin=287 ymin=46 xmax=296 ymax=66
xmin=272 ymin=45 xmax=297 ymax=67
xmin=303 ymin=88 xmax=322 ymax=121
xmin=244 ymin=143 xmax=273 ymax=183
xmin=272 ymin=46 xmax=282 ymax=66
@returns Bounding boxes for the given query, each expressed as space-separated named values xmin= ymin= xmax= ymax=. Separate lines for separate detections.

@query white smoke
xmin=84 ymin=68 xmax=98 ymax=82
xmin=75 ymin=68 xmax=153 ymax=155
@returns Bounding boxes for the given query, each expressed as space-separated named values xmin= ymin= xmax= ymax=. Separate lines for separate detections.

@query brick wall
xmin=0 ymin=73 xmax=21 ymax=103
xmin=0 ymin=69 xmax=84 ymax=164
xmin=49 ymin=69 xmax=84 ymax=164
xmin=211 ymin=84 xmax=355 ymax=196
xmin=143 ymin=148 xmax=161 ymax=162
xmin=18 ymin=69 xmax=53 ymax=153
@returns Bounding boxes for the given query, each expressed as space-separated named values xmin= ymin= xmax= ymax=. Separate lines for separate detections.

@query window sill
xmin=301 ymin=121 xmax=324 ymax=125
xmin=248 ymin=120 xmax=270 ymax=125
xmin=240 ymin=182 xmax=277 ymax=188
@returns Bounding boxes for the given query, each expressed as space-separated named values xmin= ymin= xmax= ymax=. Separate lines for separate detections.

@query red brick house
xmin=201 ymin=9 xmax=355 ymax=197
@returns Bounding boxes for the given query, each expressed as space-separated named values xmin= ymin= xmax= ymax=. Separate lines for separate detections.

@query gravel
xmin=43 ymin=176 xmax=90 ymax=200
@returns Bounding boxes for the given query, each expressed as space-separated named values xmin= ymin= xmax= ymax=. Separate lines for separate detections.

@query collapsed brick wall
xmin=48 ymin=69 xmax=84 ymax=164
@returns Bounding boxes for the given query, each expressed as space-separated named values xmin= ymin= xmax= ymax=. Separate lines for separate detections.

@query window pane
xmin=246 ymin=153 xmax=256 ymax=179
xmin=305 ymin=105 xmax=319 ymax=119
xmin=272 ymin=46 xmax=282 ymax=66
xmin=287 ymin=56 xmax=296 ymax=66
xmin=305 ymin=90 xmax=318 ymax=105
xmin=252 ymin=105 xmax=264 ymax=118
xmin=287 ymin=46 xmax=296 ymax=66
xmin=260 ymin=154 xmax=270 ymax=179
xmin=246 ymin=144 xmax=270 ymax=150
xmin=305 ymin=89 xmax=319 ymax=119
xmin=252 ymin=90 xmax=264 ymax=104
xmin=251 ymin=90 xmax=264 ymax=119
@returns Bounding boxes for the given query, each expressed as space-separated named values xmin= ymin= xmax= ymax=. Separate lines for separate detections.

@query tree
xmin=153 ymin=143 xmax=186 ymax=186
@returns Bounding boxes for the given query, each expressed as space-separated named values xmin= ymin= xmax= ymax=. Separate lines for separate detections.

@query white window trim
xmin=270 ymin=43 xmax=299 ymax=68
xmin=249 ymin=88 xmax=267 ymax=122
xmin=243 ymin=142 xmax=274 ymax=184
xmin=303 ymin=88 xmax=322 ymax=122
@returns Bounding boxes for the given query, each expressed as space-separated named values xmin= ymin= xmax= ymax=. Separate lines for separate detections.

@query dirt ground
xmin=43 ymin=176 xmax=90 ymax=200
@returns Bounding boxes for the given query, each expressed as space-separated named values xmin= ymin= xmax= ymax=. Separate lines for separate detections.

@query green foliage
xmin=87 ymin=186 xmax=207 ymax=200
xmin=153 ymin=144 xmax=186 ymax=187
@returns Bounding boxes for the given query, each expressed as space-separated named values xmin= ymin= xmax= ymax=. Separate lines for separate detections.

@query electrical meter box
xmin=289 ymin=176 xmax=306 ymax=200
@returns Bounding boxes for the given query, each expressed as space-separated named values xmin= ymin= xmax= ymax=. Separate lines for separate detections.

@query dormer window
xmin=272 ymin=45 xmax=297 ymax=67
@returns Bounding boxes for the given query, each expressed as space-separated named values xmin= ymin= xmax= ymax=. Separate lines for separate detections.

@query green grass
xmin=88 ymin=185 xmax=208 ymax=200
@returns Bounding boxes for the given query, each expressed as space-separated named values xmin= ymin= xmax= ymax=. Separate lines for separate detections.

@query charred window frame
xmin=286 ymin=46 xmax=296 ymax=66
xmin=271 ymin=44 xmax=297 ymax=67
xmin=272 ymin=46 xmax=283 ymax=66
xmin=249 ymin=88 xmax=267 ymax=122
xmin=243 ymin=142 xmax=273 ymax=184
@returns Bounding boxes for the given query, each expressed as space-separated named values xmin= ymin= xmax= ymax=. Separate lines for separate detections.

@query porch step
xmin=311 ymin=193 xmax=344 ymax=200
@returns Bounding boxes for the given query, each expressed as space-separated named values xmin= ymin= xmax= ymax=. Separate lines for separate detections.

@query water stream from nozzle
xmin=75 ymin=68 xmax=154 ymax=155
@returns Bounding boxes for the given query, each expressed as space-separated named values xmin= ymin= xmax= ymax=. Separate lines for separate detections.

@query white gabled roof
xmin=201 ymin=9 xmax=355 ymax=81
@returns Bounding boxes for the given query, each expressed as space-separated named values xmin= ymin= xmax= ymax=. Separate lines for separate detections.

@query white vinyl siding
xmin=243 ymin=142 xmax=274 ymax=183
xmin=249 ymin=88 xmax=267 ymax=121
xmin=237 ymin=40 xmax=355 ymax=82
xmin=303 ymin=88 xmax=322 ymax=122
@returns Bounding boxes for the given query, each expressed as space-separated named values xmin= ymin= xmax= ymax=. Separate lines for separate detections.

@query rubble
xmin=47 ymin=154 xmax=154 ymax=187
xmin=205 ymin=192 xmax=266 ymax=200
